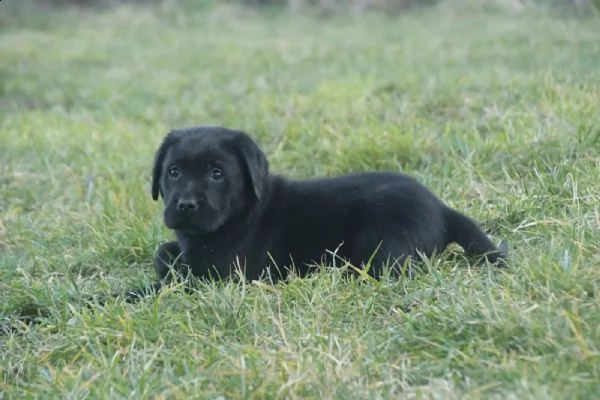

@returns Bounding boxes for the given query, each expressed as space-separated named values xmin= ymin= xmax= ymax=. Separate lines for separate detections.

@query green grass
xmin=1 ymin=0 xmax=600 ymax=398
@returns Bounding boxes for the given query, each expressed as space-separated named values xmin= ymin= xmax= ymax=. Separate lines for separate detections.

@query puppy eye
xmin=167 ymin=166 xmax=180 ymax=179
xmin=211 ymin=168 xmax=225 ymax=181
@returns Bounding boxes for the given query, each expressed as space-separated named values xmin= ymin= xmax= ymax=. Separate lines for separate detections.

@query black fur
xmin=122 ymin=126 xmax=507 ymax=301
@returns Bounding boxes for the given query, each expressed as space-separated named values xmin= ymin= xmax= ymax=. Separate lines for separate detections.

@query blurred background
xmin=3 ymin=0 xmax=600 ymax=17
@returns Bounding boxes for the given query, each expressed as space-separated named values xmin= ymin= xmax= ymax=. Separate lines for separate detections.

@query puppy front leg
xmin=154 ymin=240 xmax=185 ymax=281
xmin=118 ymin=241 xmax=186 ymax=303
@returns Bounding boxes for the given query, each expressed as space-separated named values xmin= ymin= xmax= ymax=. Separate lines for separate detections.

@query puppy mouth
xmin=164 ymin=207 xmax=223 ymax=234
xmin=166 ymin=219 xmax=217 ymax=234
xmin=175 ymin=227 xmax=212 ymax=235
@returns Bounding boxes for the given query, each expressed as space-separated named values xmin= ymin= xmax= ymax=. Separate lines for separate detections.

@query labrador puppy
xmin=123 ymin=126 xmax=507 ymax=300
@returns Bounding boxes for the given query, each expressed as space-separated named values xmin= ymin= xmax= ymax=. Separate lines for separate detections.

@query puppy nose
xmin=177 ymin=198 xmax=198 ymax=212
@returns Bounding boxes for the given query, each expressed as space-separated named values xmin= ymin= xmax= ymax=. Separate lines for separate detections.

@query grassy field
xmin=1 ymin=0 xmax=600 ymax=398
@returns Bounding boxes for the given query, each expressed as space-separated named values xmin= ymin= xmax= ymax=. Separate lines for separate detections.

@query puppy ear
xmin=151 ymin=132 xmax=179 ymax=201
xmin=230 ymin=132 xmax=269 ymax=201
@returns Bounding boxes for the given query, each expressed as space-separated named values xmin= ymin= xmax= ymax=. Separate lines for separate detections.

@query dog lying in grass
xmin=121 ymin=126 xmax=507 ymax=301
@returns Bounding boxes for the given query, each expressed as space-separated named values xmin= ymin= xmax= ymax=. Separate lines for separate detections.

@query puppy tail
xmin=443 ymin=207 xmax=509 ymax=266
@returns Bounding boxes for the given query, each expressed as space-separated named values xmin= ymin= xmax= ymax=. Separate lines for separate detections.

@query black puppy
xmin=124 ymin=126 xmax=507 ymax=300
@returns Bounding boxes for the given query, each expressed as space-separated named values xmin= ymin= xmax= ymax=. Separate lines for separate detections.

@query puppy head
xmin=151 ymin=126 xmax=269 ymax=234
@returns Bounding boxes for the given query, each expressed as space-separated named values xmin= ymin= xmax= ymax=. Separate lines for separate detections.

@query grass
xmin=1 ymin=0 xmax=600 ymax=398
